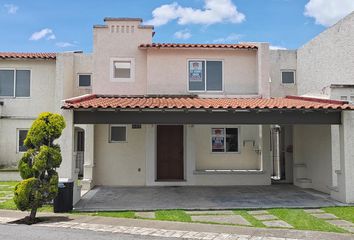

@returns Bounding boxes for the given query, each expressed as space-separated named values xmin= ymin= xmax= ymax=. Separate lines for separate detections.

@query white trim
xmin=187 ymin=59 xmax=224 ymax=93
xmin=110 ymin=57 xmax=135 ymax=82
xmin=0 ymin=68 xmax=31 ymax=98
xmin=77 ymin=73 xmax=92 ymax=89
xmin=210 ymin=126 xmax=241 ymax=154
xmin=280 ymin=69 xmax=296 ymax=85
xmin=16 ymin=128 xmax=29 ymax=153
xmin=108 ymin=124 xmax=127 ymax=143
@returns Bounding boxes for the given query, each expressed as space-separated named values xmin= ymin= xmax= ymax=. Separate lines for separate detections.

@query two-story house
xmin=1 ymin=13 xmax=354 ymax=207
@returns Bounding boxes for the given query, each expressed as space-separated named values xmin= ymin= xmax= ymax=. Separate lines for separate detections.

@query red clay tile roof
xmin=139 ymin=43 xmax=257 ymax=50
xmin=0 ymin=52 xmax=56 ymax=60
xmin=63 ymin=94 xmax=354 ymax=110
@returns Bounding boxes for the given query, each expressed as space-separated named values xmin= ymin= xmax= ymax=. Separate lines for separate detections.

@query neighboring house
xmin=1 ymin=12 xmax=354 ymax=205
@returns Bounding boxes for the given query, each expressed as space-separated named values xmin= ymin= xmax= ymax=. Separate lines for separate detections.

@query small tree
xmin=14 ymin=112 xmax=66 ymax=223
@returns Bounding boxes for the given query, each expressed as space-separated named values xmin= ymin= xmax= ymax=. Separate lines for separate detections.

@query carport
xmin=58 ymin=94 xmax=354 ymax=207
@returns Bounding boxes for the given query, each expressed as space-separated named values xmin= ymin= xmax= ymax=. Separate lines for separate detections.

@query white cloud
xmin=29 ymin=28 xmax=56 ymax=41
xmin=56 ymin=42 xmax=75 ymax=48
xmin=213 ymin=33 xmax=243 ymax=43
xmin=4 ymin=4 xmax=18 ymax=14
xmin=270 ymin=45 xmax=287 ymax=50
xmin=304 ymin=0 xmax=354 ymax=27
xmin=174 ymin=29 xmax=192 ymax=39
xmin=146 ymin=0 xmax=245 ymax=27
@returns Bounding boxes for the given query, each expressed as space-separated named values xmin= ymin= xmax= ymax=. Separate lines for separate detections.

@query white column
xmin=261 ymin=125 xmax=272 ymax=184
xmin=57 ymin=109 xmax=80 ymax=204
xmin=82 ymin=124 xmax=95 ymax=190
xmin=331 ymin=111 xmax=354 ymax=203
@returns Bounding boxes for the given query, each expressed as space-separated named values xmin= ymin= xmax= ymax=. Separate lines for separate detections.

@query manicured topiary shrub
xmin=13 ymin=112 xmax=66 ymax=223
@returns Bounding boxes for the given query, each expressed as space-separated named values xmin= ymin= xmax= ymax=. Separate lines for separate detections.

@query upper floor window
xmin=78 ymin=74 xmax=91 ymax=88
xmin=188 ymin=60 xmax=223 ymax=92
xmin=0 ymin=69 xmax=30 ymax=97
xmin=110 ymin=58 xmax=135 ymax=82
xmin=281 ymin=70 xmax=295 ymax=84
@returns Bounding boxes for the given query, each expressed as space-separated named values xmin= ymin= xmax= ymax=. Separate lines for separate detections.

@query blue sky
xmin=0 ymin=0 xmax=353 ymax=53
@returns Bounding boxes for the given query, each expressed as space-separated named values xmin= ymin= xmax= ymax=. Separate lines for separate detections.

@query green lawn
xmin=0 ymin=181 xmax=353 ymax=233
xmin=269 ymin=209 xmax=346 ymax=233
xmin=323 ymin=206 xmax=354 ymax=223
xmin=155 ymin=210 xmax=191 ymax=222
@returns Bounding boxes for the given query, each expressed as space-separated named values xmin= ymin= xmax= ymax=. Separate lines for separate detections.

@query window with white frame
xmin=0 ymin=69 xmax=30 ymax=97
xmin=340 ymin=96 xmax=348 ymax=101
xmin=111 ymin=58 xmax=135 ymax=82
xmin=211 ymin=128 xmax=239 ymax=153
xmin=281 ymin=70 xmax=295 ymax=84
xmin=188 ymin=60 xmax=223 ymax=91
xmin=17 ymin=129 xmax=29 ymax=152
xmin=78 ymin=74 xmax=91 ymax=87
xmin=109 ymin=125 xmax=127 ymax=142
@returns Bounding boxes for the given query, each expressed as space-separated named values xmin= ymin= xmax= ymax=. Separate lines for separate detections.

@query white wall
xmin=92 ymin=20 xmax=152 ymax=95
xmin=146 ymin=49 xmax=259 ymax=96
xmin=269 ymin=50 xmax=297 ymax=97
xmin=194 ymin=125 xmax=261 ymax=170
xmin=0 ymin=59 xmax=56 ymax=167
xmin=297 ymin=12 xmax=354 ymax=96
xmin=93 ymin=124 xmax=146 ymax=186
xmin=293 ymin=125 xmax=332 ymax=193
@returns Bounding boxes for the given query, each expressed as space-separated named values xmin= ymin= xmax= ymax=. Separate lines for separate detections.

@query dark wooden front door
xmin=157 ymin=125 xmax=184 ymax=181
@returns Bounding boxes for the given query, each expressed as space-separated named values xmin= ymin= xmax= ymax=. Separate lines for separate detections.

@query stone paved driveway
xmin=75 ymin=184 xmax=344 ymax=211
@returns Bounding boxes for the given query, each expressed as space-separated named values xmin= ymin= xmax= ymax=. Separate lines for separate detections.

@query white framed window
xmin=109 ymin=125 xmax=127 ymax=142
xmin=281 ymin=70 xmax=296 ymax=84
xmin=350 ymin=96 xmax=354 ymax=103
xmin=188 ymin=59 xmax=223 ymax=92
xmin=110 ymin=58 xmax=135 ymax=82
xmin=17 ymin=129 xmax=29 ymax=152
xmin=78 ymin=74 xmax=91 ymax=88
xmin=0 ymin=69 xmax=31 ymax=98
xmin=211 ymin=127 xmax=239 ymax=153
xmin=340 ymin=96 xmax=348 ymax=101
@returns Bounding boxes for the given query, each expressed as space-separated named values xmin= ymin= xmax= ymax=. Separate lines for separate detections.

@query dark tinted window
xmin=79 ymin=74 xmax=91 ymax=87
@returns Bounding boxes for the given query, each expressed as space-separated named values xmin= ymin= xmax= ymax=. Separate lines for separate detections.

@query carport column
xmin=82 ymin=124 xmax=95 ymax=190
xmin=331 ymin=111 xmax=354 ymax=203
xmin=261 ymin=125 xmax=272 ymax=184
xmin=57 ymin=109 xmax=80 ymax=205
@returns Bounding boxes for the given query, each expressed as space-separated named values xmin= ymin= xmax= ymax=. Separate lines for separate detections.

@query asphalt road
xmin=0 ymin=224 xmax=179 ymax=240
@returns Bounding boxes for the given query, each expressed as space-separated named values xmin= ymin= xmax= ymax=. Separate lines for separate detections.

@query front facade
xmin=1 ymin=14 xmax=354 ymax=205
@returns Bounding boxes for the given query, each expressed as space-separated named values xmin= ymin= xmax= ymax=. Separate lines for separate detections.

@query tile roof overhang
xmin=0 ymin=52 xmax=56 ymax=60
xmin=139 ymin=43 xmax=257 ymax=50
xmin=62 ymin=94 xmax=354 ymax=111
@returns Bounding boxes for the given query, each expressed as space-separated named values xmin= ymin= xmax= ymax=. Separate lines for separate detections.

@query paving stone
xmin=253 ymin=214 xmax=278 ymax=221
xmin=247 ymin=210 xmax=269 ymax=215
xmin=342 ymin=226 xmax=354 ymax=233
xmin=303 ymin=209 xmax=325 ymax=214
xmin=311 ymin=213 xmax=338 ymax=219
xmin=185 ymin=210 xmax=234 ymax=215
xmin=191 ymin=214 xmax=251 ymax=226
xmin=326 ymin=219 xmax=354 ymax=227
xmin=135 ymin=212 xmax=155 ymax=219
xmin=263 ymin=220 xmax=293 ymax=228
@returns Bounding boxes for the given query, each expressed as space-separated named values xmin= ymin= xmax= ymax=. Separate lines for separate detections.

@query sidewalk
xmin=0 ymin=210 xmax=353 ymax=240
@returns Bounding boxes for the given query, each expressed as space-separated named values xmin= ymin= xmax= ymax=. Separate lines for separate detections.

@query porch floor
xmin=74 ymin=184 xmax=345 ymax=211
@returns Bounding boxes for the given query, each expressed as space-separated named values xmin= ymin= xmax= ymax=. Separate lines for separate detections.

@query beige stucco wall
xmin=0 ymin=119 xmax=34 ymax=167
xmin=0 ymin=59 xmax=56 ymax=167
xmin=0 ymin=59 xmax=56 ymax=117
xmin=297 ymin=12 xmax=354 ymax=96
xmin=293 ymin=125 xmax=332 ymax=194
xmin=92 ymin=20 xmax=152 ymax=95
xmin=146 ymin=49 xmax=258 ymax=96
xmin=194 ymin=125 xmax=261 ymax=170
xmin=93 ymin=124 xmax=146 ymax=186
xmin=269 ymin=50 xmax=297 ymax=97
